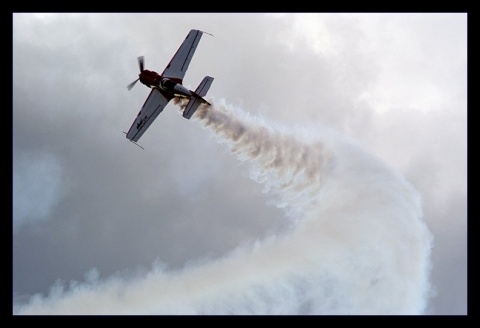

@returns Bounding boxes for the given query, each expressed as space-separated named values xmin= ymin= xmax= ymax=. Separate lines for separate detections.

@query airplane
xmin=125 ymin=29 xmax=214 ymax=146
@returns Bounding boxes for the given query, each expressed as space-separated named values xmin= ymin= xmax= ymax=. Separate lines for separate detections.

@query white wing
xmin=126 ymin=89 xmax=171 ymax=142
xmin=161 ymin=29 xmax=203 ymax=83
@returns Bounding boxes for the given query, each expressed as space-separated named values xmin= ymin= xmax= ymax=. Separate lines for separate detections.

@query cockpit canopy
xmin=160 ymin=78 xmax=176 ymax=92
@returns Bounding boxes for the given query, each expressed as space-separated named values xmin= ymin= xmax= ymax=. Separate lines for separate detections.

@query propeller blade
xmin=127 ymin=78 xmax=139 ymax=91
xmin=138 ymin=56 xmax=144 ymax=72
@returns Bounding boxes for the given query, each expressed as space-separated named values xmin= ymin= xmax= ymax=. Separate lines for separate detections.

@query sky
xmin=12 ymin=13 xmax=467 ymax=315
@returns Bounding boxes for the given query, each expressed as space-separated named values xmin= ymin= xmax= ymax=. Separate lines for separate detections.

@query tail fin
xmin=183 ymin=76 xmax=214 ymax=119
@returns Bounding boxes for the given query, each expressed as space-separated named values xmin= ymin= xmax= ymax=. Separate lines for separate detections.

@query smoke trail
xmin=193 ymin=99 xmax=434 ymax=313
xmin=14 ymin=99 xmax=433 ymax=314
xmin=194 ymin=101 xmax=334 ymax=224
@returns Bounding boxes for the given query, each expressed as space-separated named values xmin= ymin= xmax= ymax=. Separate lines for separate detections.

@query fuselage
xmin=138 ymin=70 xmax=192 ymax=98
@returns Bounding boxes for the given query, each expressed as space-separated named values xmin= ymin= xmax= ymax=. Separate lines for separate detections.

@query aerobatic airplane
xmin=125 ymin=29 xmax=214 ymax=147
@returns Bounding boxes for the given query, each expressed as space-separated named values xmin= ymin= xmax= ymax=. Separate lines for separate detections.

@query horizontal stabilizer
xmin=194 ymin=75 xmax=214 ymax=97
xmin=183 ymin=76 xmax=214 ymax=119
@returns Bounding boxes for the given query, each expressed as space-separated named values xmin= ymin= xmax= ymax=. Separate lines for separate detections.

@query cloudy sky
xmin=13 ymin=13 xmax=467 ymax=314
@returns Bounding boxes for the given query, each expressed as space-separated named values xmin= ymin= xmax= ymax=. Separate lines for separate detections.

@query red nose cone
xmin=139 ymin=70 xmax=159 ymax=87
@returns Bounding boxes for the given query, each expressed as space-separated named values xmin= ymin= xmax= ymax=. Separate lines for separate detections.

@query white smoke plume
xmin=14 ymin=99 xmax=433 ymax=315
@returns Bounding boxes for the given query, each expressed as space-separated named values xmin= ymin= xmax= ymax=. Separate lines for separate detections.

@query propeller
xmin=138 ymin=56 xmax=144 ymax=72
xmin=127 ymin=78 xmax=139 ymax=91
xmin=127 ymin=56 xmax=145 ymax=91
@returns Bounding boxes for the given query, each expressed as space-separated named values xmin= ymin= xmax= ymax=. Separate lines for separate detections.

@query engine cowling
xmin=139 ymin=70 xmax=160 ymax=87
